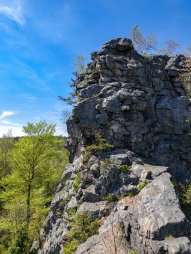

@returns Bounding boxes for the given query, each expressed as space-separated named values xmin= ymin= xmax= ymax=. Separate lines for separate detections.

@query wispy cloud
xmin=0 ymin=0 xmax=25 ymax=26
xmin=0 ymin=111 xmax=23 ymax=136
xmin=17 ymin=93 xmax=36 ymax=101
xmin=0 ymin=111 xmax=15 ymax=119
xmin=1 ymin=120 xmax=21 ymax=126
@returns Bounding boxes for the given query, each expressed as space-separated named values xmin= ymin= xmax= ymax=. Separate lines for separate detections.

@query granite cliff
xmin=33 ymin=38 xmax=191 ymax=254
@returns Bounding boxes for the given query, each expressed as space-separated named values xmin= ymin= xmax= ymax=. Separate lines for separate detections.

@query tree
xmin=59 ymin=54 xmax=87 ymax=106
xmin=0 ymin=130 xmax=14 ymax=179
xmin=161 ymin=39 xmax=180 ymax=56
xmin=130 ymin=25 xmax=156 ymax=54
xmin=184 ymin=45 xmax=191 ymax=57
xmin=72 ymin=54 xmax=87 ymax=74
xmin=0 ymin=121 xmax=68 ymax=252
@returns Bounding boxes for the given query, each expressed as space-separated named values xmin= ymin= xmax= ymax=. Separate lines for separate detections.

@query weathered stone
xmin=77 ymin=201 xmax=114 ymax=218
xmin=124 ymin=173 xmax=191 ymax=252
xmin=36 ymin=38 xmax=191 ymax=254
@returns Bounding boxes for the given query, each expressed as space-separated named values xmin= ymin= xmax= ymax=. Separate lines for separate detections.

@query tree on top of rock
xmin=130 ymin=25 xmax=156 ymax=54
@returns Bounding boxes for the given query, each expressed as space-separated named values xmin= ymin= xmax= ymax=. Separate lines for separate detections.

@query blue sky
xmin=0 ymin=0 xmax=191 ymax=136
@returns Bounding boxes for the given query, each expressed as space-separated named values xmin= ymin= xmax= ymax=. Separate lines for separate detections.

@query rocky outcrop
xmin=34 ymin=38 xmax=191 ymax=254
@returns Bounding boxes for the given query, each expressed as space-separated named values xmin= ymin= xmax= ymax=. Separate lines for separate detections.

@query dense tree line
xmin=0 ymin=121 xmax=68 ymax=253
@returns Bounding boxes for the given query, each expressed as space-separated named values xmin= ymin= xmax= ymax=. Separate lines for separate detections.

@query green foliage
xmin=59 ymin=93 xmax=79 ymax=106
xmin=120 ymin=190 xmax=135 ymax=198
xmin=104 ymin=194 xmax=119 ymax=202
xmin=56 ymin=196 xmax=71 ymax=218
xmin=83 ymin=134 xmax=113 ymax=163
xmin=127 ymin=190 xmax=136 ymax=197
xmin=9 ymin=227 xmax=29 ymax=254
xmin=172 ymin=181 xmax=191 ymax=220
xmin=0 ymin=130 xmax=15 ymax=179
xmin=83 ymin=150 xmax=91 ymax=164
xmin=128 ymin=249 xmax=138 ymax=254
xmin=64 ymin=239 xmax=79 ymax=254
xmin=59 ymin=54 xmax=86 ymax=106
xmin=73 ymin=172 xmax=82 ymax=192
xmin=180 ymin=184 xmax=191 ymax=210
xmin=137 ymin=181 xmax=148 ymax=192
xmin=22 ymin=121 xmax=55 ymax=136
xmin=0 ymin=121 xmax=68 ymax=252
xmin=67 ymin=206 xmax=79 ymax=218
xmin=86 ymin=134 xmax=113 ymax=153
xmin=63 ymin=213 xmax=100 ymax=254
xmin=120 ymin=164 xmax=131 ymax=173
xmin=100 ymin=159 xmax=114 ymax=171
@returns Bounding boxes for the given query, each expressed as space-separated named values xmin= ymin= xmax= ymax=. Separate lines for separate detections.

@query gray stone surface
xmin=125 ymin=173 xmax=191 ymax=253
xmin=35 ymin=38 xmax=191 ymax=254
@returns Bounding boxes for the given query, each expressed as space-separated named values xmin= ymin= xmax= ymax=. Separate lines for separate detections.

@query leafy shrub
xmin=120 ymin=164 xmax=131 ymax=173
xmin=64 ymin=239 xmax=79 ymax=254
xmin=180 ymin=184 xmax=191 ymax=214
xmin=56 ymin=195 xmax=71 ymax=218
xmin=67 ymin=206 xmax=79 ymax=219
xmin=172 ymin=181 xmax=191 ymax=220
xmin=127 ymin=190 xmax=136 ymax=197
xmin=83 ymin=150 xmax=91 ymax=163
xmin=182 ymin=184 xmax=191 ymax=205
xmin=101 ymin=159 xmax=114 ymax=171
xmin=104 ymin=195 xmax=119 ymax=202
xmin=83 ymin=134 xmax=113 ymax=163
xmin=63 ymin=213 xmax=100 ymax=254
xmin=73 ymin=172 xmax=82 ymax=192
xmin=137 ymin=181 xmax=148 ymax=192
xmin=86 ymin=134 xmax=113 ymax=153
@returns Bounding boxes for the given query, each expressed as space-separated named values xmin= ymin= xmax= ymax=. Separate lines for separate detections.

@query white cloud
xmin=0 ymin=111 xmax=15 ymax=119
xmin=0 ymin=111 xmax=23 ymax=136
xmin=0 ymin=125 xmax=24 ymax=137
xmin=0 ymin=0 xmax=25 ymax=26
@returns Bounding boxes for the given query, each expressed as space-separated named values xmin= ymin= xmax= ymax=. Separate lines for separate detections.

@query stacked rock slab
xmin=35 ymin=38 xmax=191 ymax=254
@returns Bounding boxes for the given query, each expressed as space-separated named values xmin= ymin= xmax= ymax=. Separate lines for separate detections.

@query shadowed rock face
xmin=34 ymin=38 xmax=191 ymax=254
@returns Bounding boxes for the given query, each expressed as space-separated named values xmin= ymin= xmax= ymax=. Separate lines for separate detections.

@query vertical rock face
xmin=35 ymin=38 xmax=191 ymax=254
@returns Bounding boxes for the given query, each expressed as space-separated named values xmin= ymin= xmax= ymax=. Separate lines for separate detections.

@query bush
xmin=101 ymin=159 xmax=114 ymax=171
xmin=104 ymin=195 xmax=119 ymax=202
xmin=120 ymin=190 xmax=136 ymax=198
xmin=120 ymin=164 xmax=131 ymax=173
xmin=83 ymin=134 xmax=113 ymax=163
xmin=137 ymin=181 xmax=148 ymax=192
xmin=73 ymin=172 xmax=82 ymax=192
xmin=127 ymin=190 xmax=136 ymax=197
xmin=181 ymin=184 xmax=191 ymax=210
xmin=67 ymin=206 xmax=79 ymax=219
xmin=63 ymin=213 xmax=100 ymax=254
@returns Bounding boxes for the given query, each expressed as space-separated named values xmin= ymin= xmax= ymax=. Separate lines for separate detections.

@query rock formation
xmin=34 ymin=38 xmax=191 ymax=254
